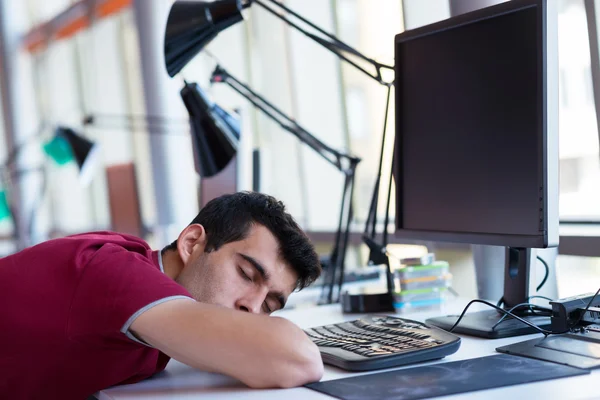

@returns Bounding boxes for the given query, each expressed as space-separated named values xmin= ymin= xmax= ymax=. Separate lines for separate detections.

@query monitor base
xmin=426 ymin=309 xmax=551 ymax=339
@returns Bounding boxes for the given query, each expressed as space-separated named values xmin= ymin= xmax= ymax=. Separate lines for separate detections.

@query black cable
xmin=491 ymin=302 xmax=553 ymax=329
xmin=527 ymin=295 xmax=554 ymax=303
xmin=525 ymin=294 xmax=555 ymax=317
xmin=526 ymin=306 xmax=552 ymax=317
xmin=451 ymin=287 xmax=600 ymax=337
xmin=449 ymin=299 xmax=558 ymax=336
xmin=536 ymin=255 xmax=549 ymax=292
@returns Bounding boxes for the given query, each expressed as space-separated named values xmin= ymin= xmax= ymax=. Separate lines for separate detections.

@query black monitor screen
xmin=394 ymin=1 xmax=556 ymax=248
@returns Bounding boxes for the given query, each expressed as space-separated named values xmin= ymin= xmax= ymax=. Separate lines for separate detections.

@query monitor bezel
xmin=393 ymin=0 xmax=558 ymax=249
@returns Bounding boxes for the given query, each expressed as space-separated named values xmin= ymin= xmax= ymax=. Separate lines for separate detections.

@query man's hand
xmin=130 ymin=299 xmax=324 ymax=388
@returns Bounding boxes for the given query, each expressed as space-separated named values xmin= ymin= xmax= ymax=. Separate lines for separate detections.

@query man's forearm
xmin=132 ymin=299 xmax=323 ymax=388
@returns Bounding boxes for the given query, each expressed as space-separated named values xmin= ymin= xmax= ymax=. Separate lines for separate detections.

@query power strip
xmin=550 ymin=293 xmax=600 ymax=332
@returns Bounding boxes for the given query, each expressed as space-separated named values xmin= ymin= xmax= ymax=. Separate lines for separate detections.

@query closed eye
xmin=238 ymin=267 xmax=252 ymax=282
xmin=263 ymin=302 xmax=272 ymax=314
xmin=263 ymin=297 xmax=281 ymax=314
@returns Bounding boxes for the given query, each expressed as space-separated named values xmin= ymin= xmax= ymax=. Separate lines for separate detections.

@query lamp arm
xmin=211 ymin=64 xmax=360 ymax=304
xmin=359 ymin=82 xmax=396 ymax=296
xmin=250 ymin=0 xmax=394 ymax=86
xmin=83 ymin=114 xmax=189 ymax=126
xmin=364 ymin=85 xmax=393 ymax=241
xmin=2 ymin=142 xmax=27 ymax=173
xmin=82 ymin=114 xmax=198 ymax=137
xmin=1 ymin=124 xmax=47 ymax=171
xmin=211 ymin=65 xmax=360 ymax=172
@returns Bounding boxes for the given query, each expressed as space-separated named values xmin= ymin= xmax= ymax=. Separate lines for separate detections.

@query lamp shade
xmin=164 ymin=0 xmax=245 ymax=77
xmin=180 ymin=82 xmax=239 ymax=177
xmin=43 ymin=126 xmax=99 ymax=186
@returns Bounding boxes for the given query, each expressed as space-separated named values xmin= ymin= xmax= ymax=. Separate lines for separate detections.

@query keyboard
xmin=304 ymin=315 xmax=461 ymax=371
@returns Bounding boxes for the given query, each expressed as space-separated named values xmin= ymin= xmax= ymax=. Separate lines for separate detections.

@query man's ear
xmin=177 ymin=224 xmax=206 ymax=265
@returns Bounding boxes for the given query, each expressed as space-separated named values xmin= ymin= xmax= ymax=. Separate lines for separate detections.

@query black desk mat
xmin=497 ymin=335 xmax=600 ymax=370
xmin=306 ymin=354 xmax=588 ymax=400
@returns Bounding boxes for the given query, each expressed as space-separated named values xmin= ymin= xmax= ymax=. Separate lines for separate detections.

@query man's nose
xmin=235 ymin=295 xmax=263 ymax=314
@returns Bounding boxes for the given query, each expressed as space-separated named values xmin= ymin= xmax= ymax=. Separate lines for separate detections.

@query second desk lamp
xmin=164 ymin=0 xmax=397 ymax=312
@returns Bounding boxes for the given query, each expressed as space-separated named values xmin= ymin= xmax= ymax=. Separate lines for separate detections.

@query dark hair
xmin=162 ymin=191 xmax=321 ymax=290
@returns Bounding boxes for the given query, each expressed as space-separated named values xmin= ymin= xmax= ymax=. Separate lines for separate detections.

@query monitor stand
xmin=426 ymin=247 xmax=552 ymax=339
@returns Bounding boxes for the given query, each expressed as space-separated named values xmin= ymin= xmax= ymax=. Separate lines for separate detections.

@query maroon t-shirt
xmin=0 ymin=232 xmax=193 ymax=399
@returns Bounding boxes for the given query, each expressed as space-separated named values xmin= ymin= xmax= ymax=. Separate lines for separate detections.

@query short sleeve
xmin=67 ymin=243 xmax=193 ymax=348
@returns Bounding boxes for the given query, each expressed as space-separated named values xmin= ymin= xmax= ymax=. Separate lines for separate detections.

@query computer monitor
xmin=393 ymin=0 xmax=558 ymax=338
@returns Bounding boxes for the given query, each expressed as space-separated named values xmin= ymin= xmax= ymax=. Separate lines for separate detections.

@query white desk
xmin=98 ymin=299 xmax=597 ymax=400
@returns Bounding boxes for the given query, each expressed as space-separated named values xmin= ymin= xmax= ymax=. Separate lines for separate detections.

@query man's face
xmin=175 ymin=224 xmax=298 ymax=314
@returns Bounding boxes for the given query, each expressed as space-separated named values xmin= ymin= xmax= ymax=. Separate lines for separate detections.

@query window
xmin=557 ymin=255 xmax=600 ymax=297
xmin=558 ymin=0 xmax=600 ymax=221
xmin=15 ymin=1 xmax=154 ymax=239
xmin=336 ymin=0 xmax=403 ymax=232
xmin=24 ymin=0 xmax=75 ymax=29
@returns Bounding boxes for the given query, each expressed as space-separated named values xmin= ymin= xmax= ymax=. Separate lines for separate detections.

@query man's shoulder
xmin=65 ymin=231 xmax=151 ymax=248
xmin=53 ymin=231 xmax=152 ymax=256
xmin=66 ymin=231 xmax=159 ymax=270
xmin=18 ymin=231 xmax=156 ymax=273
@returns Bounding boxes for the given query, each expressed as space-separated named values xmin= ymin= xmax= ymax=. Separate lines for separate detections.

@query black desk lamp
xmin=164 ymin=0 xmax=393 ymax=84
xmin=180 ymin=81 xmax=239 ymax=178
xmin=82 ymin=83 xmax=240 ymax=179
xmin=210 ymin=64 xmax=360 ymax=305
xmin=163 ymin=0 xmax=397 ymax=310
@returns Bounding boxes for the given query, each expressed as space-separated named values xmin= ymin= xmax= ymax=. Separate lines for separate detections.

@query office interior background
xmin=0 ymin=0 xmax=598 ymax=304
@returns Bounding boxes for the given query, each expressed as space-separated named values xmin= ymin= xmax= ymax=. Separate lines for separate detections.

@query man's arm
xmin=130 ymin=299 xmax=324 ymax=388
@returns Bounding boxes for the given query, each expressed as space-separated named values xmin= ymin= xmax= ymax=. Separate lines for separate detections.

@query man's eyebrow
xmin=238 ymin=253 xmax=270 ymax=281
xmin=238 ymin=253 xmax=286 ymax=310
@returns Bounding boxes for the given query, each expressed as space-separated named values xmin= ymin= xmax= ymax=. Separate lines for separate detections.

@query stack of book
xmin=393 ymin=254 xmax=452 ymax=313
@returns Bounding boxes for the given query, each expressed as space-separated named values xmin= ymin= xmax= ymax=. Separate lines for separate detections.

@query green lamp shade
xmin=43 ymin=135 xmax=74 ymax=165
xmin=43 ymin=127 xmax=99 ymax=186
